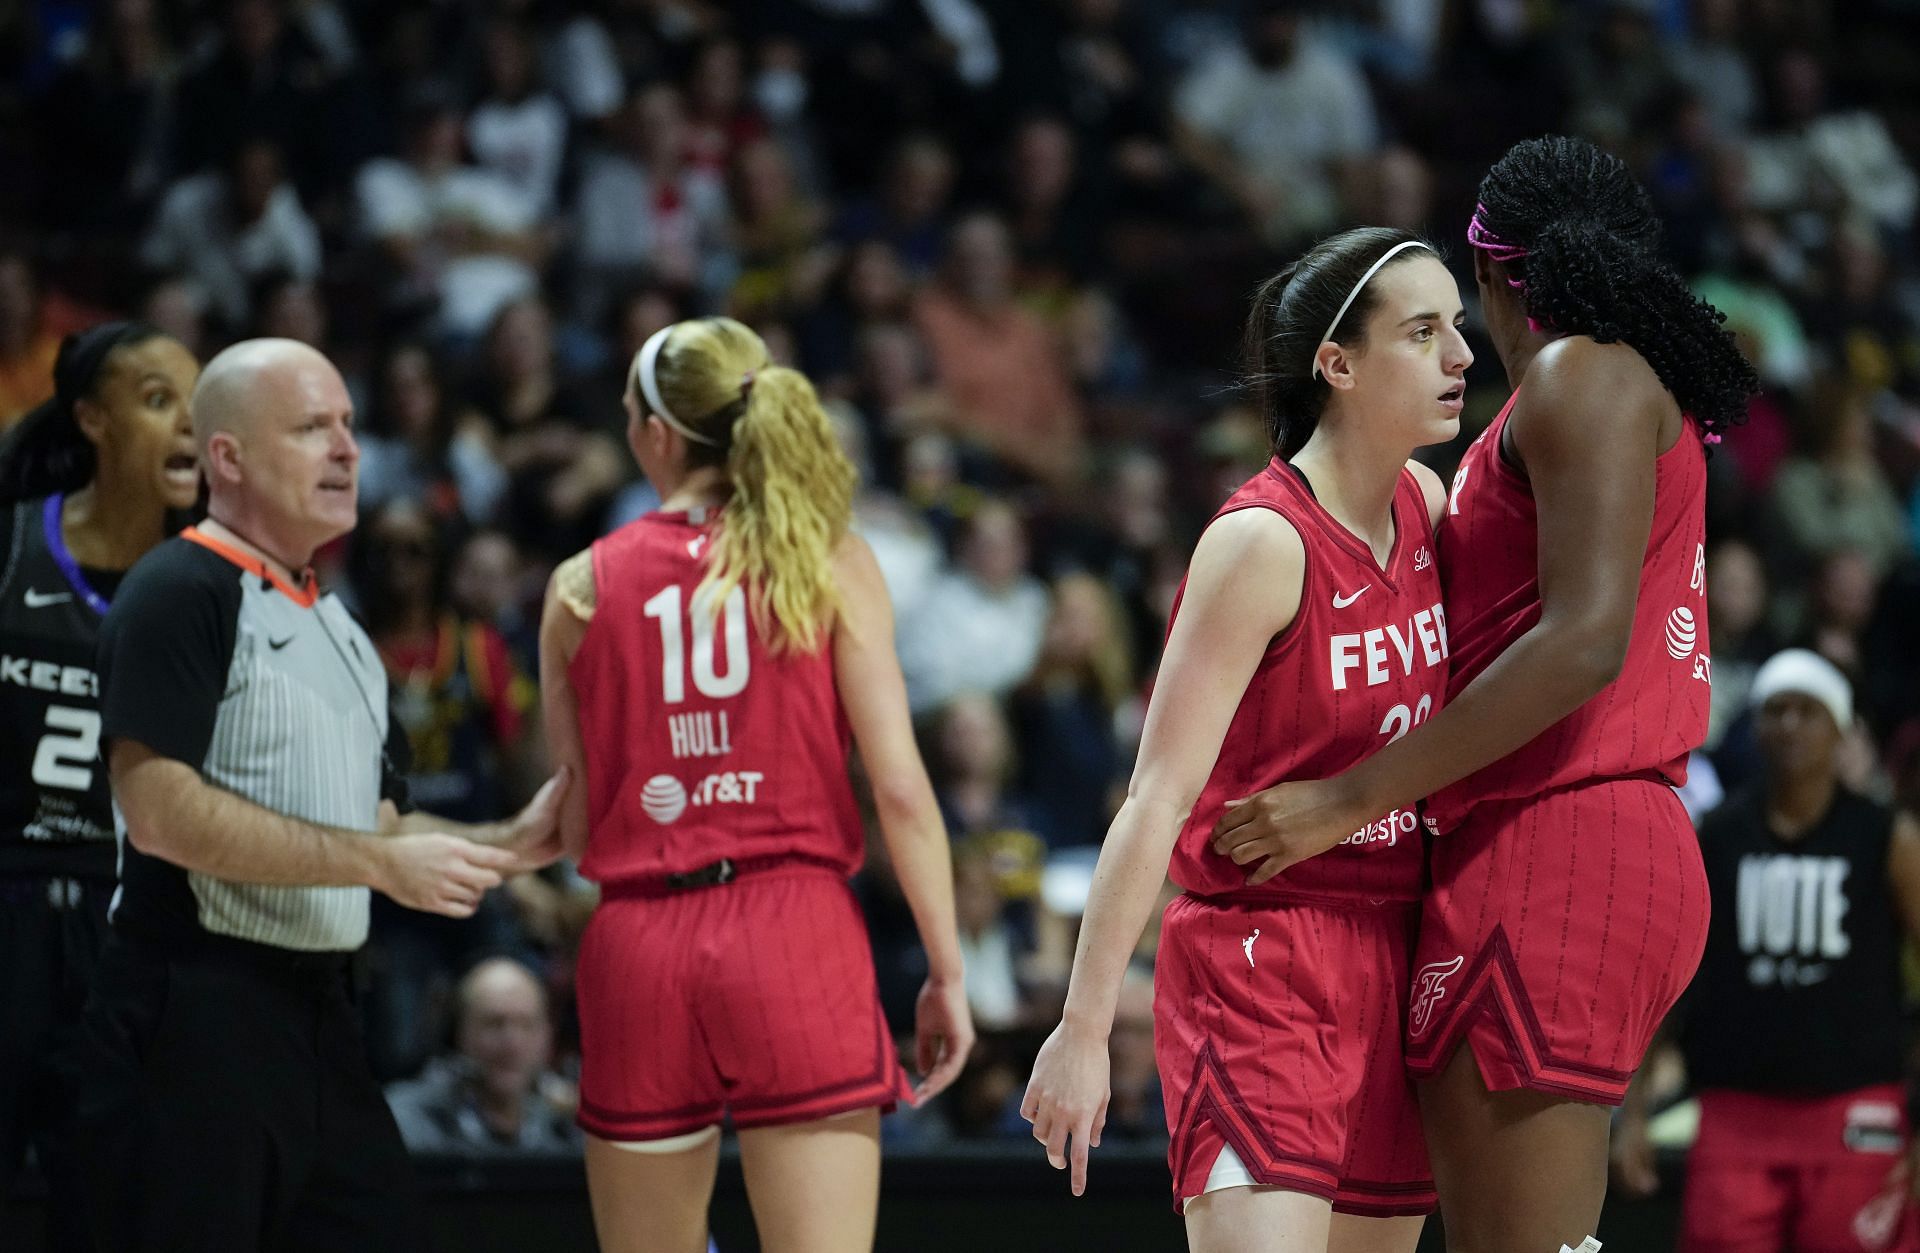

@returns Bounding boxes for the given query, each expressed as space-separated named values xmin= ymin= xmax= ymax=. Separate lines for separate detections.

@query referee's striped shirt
xmin=97 ymin=527 xmax=410 ymax=953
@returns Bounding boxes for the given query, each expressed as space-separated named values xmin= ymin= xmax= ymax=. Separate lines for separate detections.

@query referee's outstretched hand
xmin=375 ymin=835 xmax=521 ymax=918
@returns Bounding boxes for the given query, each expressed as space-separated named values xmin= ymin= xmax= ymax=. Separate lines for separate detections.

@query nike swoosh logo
xmin=1332 ymin=586 xmax=1371 ymax=609
xmin=24 ymin=589 xmax=72 ymax=608
xmin=268 ymin=636 xmax=294 ymax=650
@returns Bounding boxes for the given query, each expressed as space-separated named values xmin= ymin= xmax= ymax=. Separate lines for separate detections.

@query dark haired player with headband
xmin=1024 ymin=227 xmax=1468 ymax=1251
xmin=1214 ymin=136 xmax=1761 ymax=1251
xmin=69 ymin=338 xmax=570 ymax=1252
xmin=0 ymin=321 xmax=199 ymax=1251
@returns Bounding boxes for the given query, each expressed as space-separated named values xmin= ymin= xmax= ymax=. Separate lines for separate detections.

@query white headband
xmin=633 ymin=325 xmax=720 ymax=447
xmin=1750 ymin=647 xmax=1853 ymax=730
xmin=1310 ymin=240 xmax=1434 ymax=380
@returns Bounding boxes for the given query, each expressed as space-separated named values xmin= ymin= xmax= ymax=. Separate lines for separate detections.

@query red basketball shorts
xmin=1155 ymin=893 xmax=1435 ymax=1217
xmin=1405 ymin=778 xmax=1709 ymax=1104
xmin=1680 ymin=1085 xmax=1919 ymax=1253
xmin=575 ymin=866 xmax=911 ymax=1142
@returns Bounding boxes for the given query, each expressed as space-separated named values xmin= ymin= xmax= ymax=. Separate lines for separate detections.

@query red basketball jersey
xmin=1168 ymin=462 xmax=1447 ymax=905
xmin=570 ymin=508 xmax=862 ymax=884
xmin=1427 ymin=392 xmax=1711 ymax=830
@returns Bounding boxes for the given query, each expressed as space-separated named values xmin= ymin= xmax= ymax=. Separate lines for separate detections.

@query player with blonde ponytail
xmin=541 ymin=317 xmax=971 ymax=1253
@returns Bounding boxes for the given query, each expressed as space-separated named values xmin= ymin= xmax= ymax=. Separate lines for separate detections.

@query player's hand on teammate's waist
xmin=1212 ymin=776 xmax=1364 ymax=887
xmin=1021 ymin=1020 xmax=1110 ymax=1197
xmin=909 ymin=975 xmax=974 ymax=1107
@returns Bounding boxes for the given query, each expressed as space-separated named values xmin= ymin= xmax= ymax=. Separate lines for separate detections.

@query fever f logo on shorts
xmin=1409 ymin=955 xmax=1464 ymax=1038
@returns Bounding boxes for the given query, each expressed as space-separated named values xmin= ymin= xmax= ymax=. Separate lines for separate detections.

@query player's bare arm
xmin=537 ymin=548 xmax=596 ymax=864
xmin=111 ymin=739 xmax=518 ymax=918
xmin=1023 ymin=506 xmax=1303 ymax=1195
xmin=831 ymin=529 xmax=974 ymax=1104
xmin=1216 ymin=336 xmax=1673 ymax=882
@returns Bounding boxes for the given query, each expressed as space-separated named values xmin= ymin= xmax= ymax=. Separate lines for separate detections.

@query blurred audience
xmin=3 ymin=0 xmax=1918 ymax=1178
xmin=387 ymin=957 xmax=582 ymax=1155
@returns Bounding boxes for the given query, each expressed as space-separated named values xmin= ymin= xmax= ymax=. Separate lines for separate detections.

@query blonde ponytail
xmin=702 ymin=365 xmax=854 ymax=652
xmin=645 ymin=318 xmax=855 ymax=653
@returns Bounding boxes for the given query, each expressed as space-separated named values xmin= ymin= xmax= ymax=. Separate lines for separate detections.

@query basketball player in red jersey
xmin=1214 ymin=137 xmax=1761 ymax=1251
xmin=539 ymin=317 xmax=972 ymax=1253
xmin=1023 ymin=227 xmax=1470 ymax=1251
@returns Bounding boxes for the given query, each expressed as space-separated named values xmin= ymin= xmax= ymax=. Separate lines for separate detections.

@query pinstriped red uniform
xmin=569 ymin=509 xmax=908 ymax=1141
xmin=573 ymin=510 xmax=862 ymax=883
xmin=1404 ymin=392 xmax=1712 ymax=1104
xmin=1156 ymin=462 xmax=1443 ymax=1216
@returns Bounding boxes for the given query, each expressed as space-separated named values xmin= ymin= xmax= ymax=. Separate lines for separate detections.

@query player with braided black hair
xmin=1468 ymin=134 xmax=1756 ymax=444
xmin=1215 ymin=136 xmax=1757 ymax=1251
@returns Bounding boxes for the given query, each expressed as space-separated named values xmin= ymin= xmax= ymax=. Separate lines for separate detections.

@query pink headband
xmin=1466 ymin=204 xmax=1528 ymax=264
xmin=1469 ymin=202 xmax=1546 ymax=332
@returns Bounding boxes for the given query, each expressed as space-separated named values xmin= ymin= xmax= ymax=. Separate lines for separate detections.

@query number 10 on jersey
xmin=643 ymin=583 xmax=751 ymax=703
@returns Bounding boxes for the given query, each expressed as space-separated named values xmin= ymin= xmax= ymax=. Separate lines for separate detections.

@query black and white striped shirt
xmin=98 ymin=527 xmax=410 ymax=952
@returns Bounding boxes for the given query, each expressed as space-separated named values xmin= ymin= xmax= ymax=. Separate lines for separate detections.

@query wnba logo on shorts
xmin=1409 ymin=956 xmax=1464 ymax=1038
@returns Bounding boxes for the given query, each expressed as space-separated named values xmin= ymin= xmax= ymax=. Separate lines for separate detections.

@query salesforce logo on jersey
xmin=1339 ymin=807 xmax=1421 ymax=849
xmin=640 ymin=771 xmax=769 ymax=824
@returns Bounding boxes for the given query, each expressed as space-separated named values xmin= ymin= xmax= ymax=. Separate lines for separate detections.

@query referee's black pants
xmin=71 ymin=934 xmax=426 ymax=1253
xmin=0 ymin=875 xmax=111 ymax=1253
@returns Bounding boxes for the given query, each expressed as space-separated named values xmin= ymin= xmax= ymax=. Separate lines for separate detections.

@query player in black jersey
xmin=1613 ymin=648 xmax=1920 ymax=1253
xmin=0 ymin=321 xmax=200 ymax=1250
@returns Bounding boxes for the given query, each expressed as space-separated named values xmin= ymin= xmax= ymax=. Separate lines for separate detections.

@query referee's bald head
xmin=192 ymin=337 xmax=360 ymax=553
xmin=191 ymin=338 xmax=343 ymax=448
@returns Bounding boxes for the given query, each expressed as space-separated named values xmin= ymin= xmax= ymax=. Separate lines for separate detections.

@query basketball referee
xmin=71 ymin=339 xmax=567 ymax=1251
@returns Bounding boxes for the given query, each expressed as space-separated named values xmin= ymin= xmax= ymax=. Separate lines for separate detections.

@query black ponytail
xmin=1242 ymin=226 xmax=1438 ymax=458
xmin=1476 ymin=136 xmax=1758 ymax=443
xmin=0 ymin=321 xmax=167 ymax=504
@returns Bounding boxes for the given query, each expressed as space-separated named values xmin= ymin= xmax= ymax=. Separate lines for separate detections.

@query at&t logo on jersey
xmin=689 ymin=770 xmax=765 ymax=807
xmin=1664 ymin=606 xmax=1697 ymax=659
xmin=639 ymin=770 xmax=770 ymax=823
xmin=1339 ymin=807 xmax=1421 ymax=849
xmin=1330 ymin=602 xmax=1448 ymax=691
xmin=1663 ymin=604 xmax=1714 ymax=684
xmin=641 ymin=775 xmax=687 ymax=823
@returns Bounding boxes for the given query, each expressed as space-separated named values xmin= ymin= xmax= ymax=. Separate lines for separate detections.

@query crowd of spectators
xmin=2 ymin=0 xmax=1919 ymax=1161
